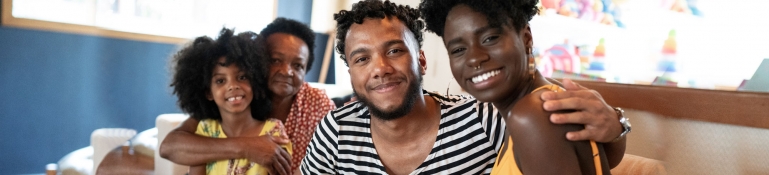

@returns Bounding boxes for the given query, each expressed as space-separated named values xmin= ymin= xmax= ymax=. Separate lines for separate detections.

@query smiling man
xmin=300 ymin=0 xmax=626 ymax=174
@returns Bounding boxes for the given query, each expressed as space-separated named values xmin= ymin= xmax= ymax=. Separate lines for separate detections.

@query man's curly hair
xmin=260 ymin=17 xmax=316 ymax=71
xmin=170 ymin=28 xmax=271 ymax=121
xmin=419 ymin=0 xmax=540 ymax=37
xmin=334 ymin=0 xmax=425 ymax=66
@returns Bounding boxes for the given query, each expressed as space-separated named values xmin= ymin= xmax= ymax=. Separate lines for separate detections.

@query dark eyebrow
xmin=383 ymin=39 xmax=405 ymax=48
xmin=348 ymin=47 xmax=371 ymax=60
xmin=348 ymin=39 xmax=406 ymax=60
xmin=445 ymin=26 xmax=494 ymax=47
xmin=271 ymin=52 xmax=284 ymax=57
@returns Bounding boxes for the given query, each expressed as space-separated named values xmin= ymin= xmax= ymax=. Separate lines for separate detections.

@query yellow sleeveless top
xmin=490 ymin=84 xmax=603 ymax=175
xmin=195 ymin=118 xmax=293 ymax=175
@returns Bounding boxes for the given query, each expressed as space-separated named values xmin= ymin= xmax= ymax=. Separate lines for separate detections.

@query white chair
xmin=155 ymin=113 xmax=190 ymax=175
xmin=130 ymin=127 xmax=158 ymax=157
xmin=57 ymin=146 xmax=93 ymax=175
xmin=90 ymin=128 xmax=136 ymax=175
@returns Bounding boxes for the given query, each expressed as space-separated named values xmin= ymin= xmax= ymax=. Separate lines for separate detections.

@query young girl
xmin=420 ymin=0 xmax=611 ymax=174
xmin=170 ymin=28 xmax=292 ymax=175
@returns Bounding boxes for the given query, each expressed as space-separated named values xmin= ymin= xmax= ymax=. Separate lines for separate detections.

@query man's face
xmin=266 ymin=33 xmax=309 ymax=99
xmin=344 ymin=16 xmax=426 ymax=120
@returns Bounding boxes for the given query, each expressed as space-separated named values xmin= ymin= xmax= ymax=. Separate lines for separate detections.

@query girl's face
xmin=442 ymin=4 xmax=533 ymax=103
xmin=207 ymin=57 xmax=254 ymax=116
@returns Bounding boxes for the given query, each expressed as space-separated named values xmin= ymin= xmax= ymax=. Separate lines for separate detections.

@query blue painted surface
xmin=0 ymin=26 xmax=181 ymax=174
xmin=277 ymin=0 xmax=313 ymax=24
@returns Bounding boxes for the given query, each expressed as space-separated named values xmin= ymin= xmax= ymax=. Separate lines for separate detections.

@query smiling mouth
xmin=372 ymin=82 xmax=402 ymax=92
xmin=470 ymin=69 xmax=501 ymax=83
xmin=226 ymin=95 xmax=244 ymax=102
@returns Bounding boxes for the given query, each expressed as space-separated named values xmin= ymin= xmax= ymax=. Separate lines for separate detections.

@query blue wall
xmin=277 ymin=0 xmax=313 ymax=23
xmin=0 ymin=26 xmax=181 ymax=173
xmin=0 ymin=0 xmax=314 ymax=173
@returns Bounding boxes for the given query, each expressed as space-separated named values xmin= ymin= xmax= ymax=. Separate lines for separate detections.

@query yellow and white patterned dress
xmin=195 ymin=118 xmax=293 ymax=175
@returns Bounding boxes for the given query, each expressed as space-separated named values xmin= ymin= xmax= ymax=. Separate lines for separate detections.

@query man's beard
xmin=355 ymin=74 xmax=423 ymax=121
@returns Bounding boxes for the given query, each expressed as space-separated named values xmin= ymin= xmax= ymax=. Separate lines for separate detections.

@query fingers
xmin=267 ymin=166 xmax=277 ymax=175
xmin=552 ymin=111 xmax=622 ymax=142
xmin=541 ymin=88 xmax=597 ymax=101
xmin=543 ymin=79 xmax=622 ymax=142
xmin=272 ymin=157 xmax=287 ymax=175
xmin=543 ymin=97 xmax=590 ymax=111
xmin=550 ymin=112 xmax=591 ymax=124
xmin=561 ymin=78 xmax=586 ymax=90
xmin=273 ymin=148 xmax=291 ymax=175
xmin=269 ymin=135 xmax=290 ymax=145
xmin=565 ymin=129 xmax=594 ymax=141
xmin=557 ymin=113 xmax=608 ymax=142
xmin=542 ymin=90 xmax=606 ymax=112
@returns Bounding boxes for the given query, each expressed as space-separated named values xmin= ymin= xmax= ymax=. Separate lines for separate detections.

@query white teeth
xmin=227 ymin=96 xmax=243 ymax=102
xmin=471 ymin=70 xmax=500 ymax=83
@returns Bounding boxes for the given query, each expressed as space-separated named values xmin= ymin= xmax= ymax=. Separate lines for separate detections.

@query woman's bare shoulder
xmin=508 ymin=89 xmax=582 ymax=137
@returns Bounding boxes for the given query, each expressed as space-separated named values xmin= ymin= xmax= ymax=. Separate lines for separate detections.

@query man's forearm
xmin=604 ymin=138 xmax=626 ymax=169
xmin=159 ymin=130 xmax=244 ymax=166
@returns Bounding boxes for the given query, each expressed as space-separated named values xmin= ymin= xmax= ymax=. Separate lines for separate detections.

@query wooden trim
xmin=2 ymin=0 xmax=13 ymax=24
xmin=2 ymin=0 xmax=188 ymax=44
xmin=318 ymin=31 xmax=336 ymax=83
xmin=575 ymin=80 xmax=769 ymax=129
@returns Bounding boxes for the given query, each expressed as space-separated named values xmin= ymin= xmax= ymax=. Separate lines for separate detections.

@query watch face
xmin=614 ymin=107 xmax=631 ymax=133
xmin=620 ymin=117 xmax=631 ymax=132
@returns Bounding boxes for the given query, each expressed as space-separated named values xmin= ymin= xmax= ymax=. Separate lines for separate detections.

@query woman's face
xmin=442 ymin=4 xmax=533 ymax=103
xmin=266 ymin=33 xmax=309 ymax=99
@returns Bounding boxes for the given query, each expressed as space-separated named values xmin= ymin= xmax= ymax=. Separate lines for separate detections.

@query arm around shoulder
xmin=508 ymin=93 xmax=585 ymax=175
xmin=159 ymin=117 xmax=246 ymax=166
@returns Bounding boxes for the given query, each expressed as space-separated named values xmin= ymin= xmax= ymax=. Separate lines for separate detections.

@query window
xmin=3 ymin=0 xmax=276 ymax=43
xmin=529 ymin=0 xmax=769 ymax=90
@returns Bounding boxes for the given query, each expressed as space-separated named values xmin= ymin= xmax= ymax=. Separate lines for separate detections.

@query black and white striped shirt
xmin=300 ymin=91 xmax=506 ymax=175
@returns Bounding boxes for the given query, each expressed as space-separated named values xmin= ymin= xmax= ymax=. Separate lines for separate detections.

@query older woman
xmin=159 ymin=18 xmax=335 ymax=175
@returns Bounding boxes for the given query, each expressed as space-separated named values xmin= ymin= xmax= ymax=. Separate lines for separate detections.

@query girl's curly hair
xmin=170 ymin=28 xmax=271 ymax=121
xmin=419 ymin=0 xmax=540 ymax=37
xmin=333 ymin=0 xmax=425 ymax=66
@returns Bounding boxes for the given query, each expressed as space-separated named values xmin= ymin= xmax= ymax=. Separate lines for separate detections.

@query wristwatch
xmin=611 ymin=107 xmax=631 ymax=142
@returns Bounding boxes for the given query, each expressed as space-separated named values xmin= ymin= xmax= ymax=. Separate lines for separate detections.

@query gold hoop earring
xmin=528 ymin=56 xmax=536 ymax=80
